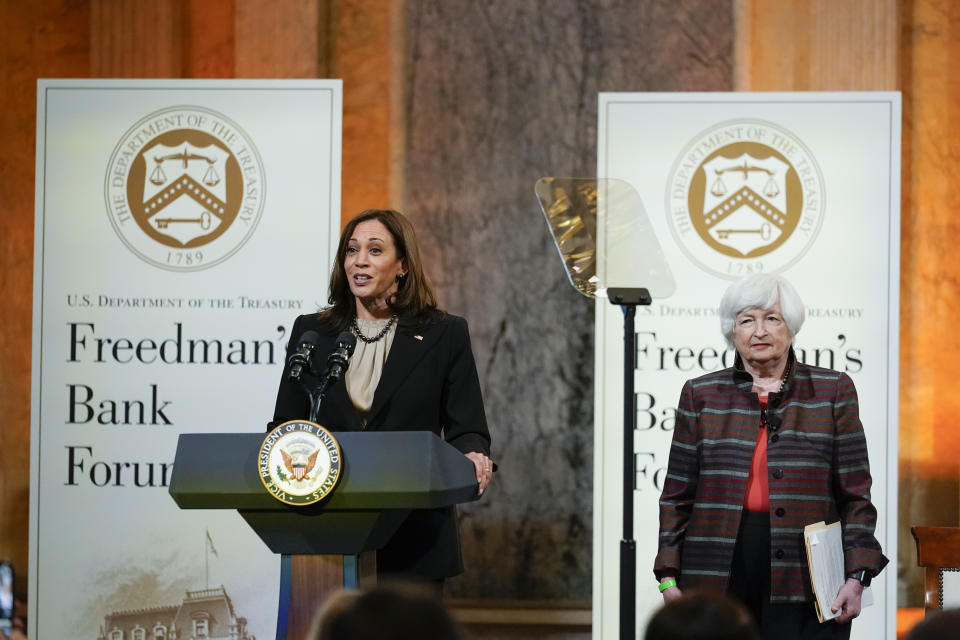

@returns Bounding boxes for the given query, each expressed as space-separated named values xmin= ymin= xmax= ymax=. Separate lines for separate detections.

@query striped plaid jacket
xmin=654 ymin=354 xmax=888 ymax=601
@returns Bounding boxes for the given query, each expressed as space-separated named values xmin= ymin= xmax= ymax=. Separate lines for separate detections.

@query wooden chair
xmin=911 ymin=526 xmax=960 ymax=612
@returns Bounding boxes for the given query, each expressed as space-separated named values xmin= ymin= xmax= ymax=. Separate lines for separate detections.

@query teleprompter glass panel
xmin=535 ymin=177 xmax=675 ymax=300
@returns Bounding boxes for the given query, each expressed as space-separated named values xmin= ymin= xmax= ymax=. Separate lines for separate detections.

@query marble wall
xmin=401 ymin=0 xmax=734 ymax=601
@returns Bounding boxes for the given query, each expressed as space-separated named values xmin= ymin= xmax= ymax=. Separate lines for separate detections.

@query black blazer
xmin=270 ymin=312 xmax=491 ymax=578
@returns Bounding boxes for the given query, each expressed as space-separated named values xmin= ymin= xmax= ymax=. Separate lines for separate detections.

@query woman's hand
xmin=661 ymin=583 xmax=683 ymax=603
xmin=830 ymin=578 xmax=864 ymax=623
xmin=465 ymin=451 xmax=494 ymax=495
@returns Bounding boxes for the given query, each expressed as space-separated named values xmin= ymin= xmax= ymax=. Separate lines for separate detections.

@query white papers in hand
xmin=804 ymin=521 xmax=846 ymax=622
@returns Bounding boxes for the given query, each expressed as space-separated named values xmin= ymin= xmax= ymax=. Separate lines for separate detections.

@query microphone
xmin=322 ymin=331 xmax=357 ymax=386
xmin=287 ymin=331 xmax=321 ymax=383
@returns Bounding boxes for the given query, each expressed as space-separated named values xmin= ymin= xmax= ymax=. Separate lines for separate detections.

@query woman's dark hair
xmin=319 ymin=209 xmax=439 ymax=330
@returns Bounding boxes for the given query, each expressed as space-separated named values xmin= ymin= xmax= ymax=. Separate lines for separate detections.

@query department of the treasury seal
xmin=259 ymin=421 xmax=342 ymax=506
xmin=104 ymin=105 xmax=266 ymax=271
xmin=664 ymin=119 xmax=825 ymax=279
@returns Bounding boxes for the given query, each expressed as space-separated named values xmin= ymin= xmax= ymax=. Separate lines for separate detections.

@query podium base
xmin=276 ymin=552 xmax=376 ymax=640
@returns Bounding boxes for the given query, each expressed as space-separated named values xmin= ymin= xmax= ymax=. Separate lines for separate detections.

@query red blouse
xmin=745 ymin=395 xmax=769 ymax=512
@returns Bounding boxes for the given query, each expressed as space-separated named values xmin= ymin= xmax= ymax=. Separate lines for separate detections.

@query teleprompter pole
xmin=608 ymin=288 xmax=652 ymax=640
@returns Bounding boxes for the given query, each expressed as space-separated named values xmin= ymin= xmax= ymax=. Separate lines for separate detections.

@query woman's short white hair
xmin=719 ymin=273 xmax=805 ymax=349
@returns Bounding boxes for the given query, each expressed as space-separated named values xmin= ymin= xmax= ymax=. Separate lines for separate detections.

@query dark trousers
xmin=727 ymin=511 xmax=851 ymax=640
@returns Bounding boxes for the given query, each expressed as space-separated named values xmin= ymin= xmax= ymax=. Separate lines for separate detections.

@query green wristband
xmin=658 ymin=578 xmax=677 ymax=593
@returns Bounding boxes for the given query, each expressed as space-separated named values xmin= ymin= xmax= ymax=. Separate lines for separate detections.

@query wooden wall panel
xmin=90 ymin=0 xmax=183 ymax=76
xmin=231 ymin=0 xmax=407 ymax=223
xmin=234 ymin=0 xmax=325 ymax=77
xmin=331 ymin=0 xmax=404 ymax=221
xmin=183 ymin=0 xmax=236 ymax=78
xmin=0 ymin=0 xmax=92 ymax=586
xmin=898 ymin=0 xmax=960 ymax=608
xmin=899 ymin=0 xmax=960 ymax=465
xmin=735 ymin=0 xmax=898 ymax=90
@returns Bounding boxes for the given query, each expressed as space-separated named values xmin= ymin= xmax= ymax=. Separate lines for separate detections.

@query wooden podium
xmin=169 ymin=430 xmax=478 ymax=640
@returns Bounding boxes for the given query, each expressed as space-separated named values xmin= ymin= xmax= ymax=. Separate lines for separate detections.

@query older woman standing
xmin=654 ymin=274 xmax=887 ymax=639
xmin=270 ymin=209 xmax=494 ymax=585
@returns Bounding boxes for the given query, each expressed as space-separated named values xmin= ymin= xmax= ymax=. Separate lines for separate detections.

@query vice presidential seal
xmin=665 ymin=119 xmax=825 ymax=279
xmin=104 ymin=106 xmax=266 ymax=271
xmin=259 ymin=421 xmax=342 ymax=506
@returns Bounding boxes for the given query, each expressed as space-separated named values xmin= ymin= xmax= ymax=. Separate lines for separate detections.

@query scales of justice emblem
xmin=105 ymin=106 xmax=266 ymax=271
xmin=695 ymin=149 xmax=794 ymax=258
xmin=666 ymin=120 xmax=824 ymax=278
xmin=139 ymin=139 xmax=231 ymax=246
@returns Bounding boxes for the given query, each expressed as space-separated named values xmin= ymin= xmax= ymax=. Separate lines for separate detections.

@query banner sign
xmin=30 ymin=79 xmax=342 ymax=640
xmin=594 ymin=92 xmax=900 ymax=640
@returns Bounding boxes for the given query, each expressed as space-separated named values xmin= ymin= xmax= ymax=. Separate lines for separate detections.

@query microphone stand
xmin=305 ymin=336 xmax=354 ymax=423
xmin=307 ymin=376 xmax=334 ymax=423
xmin=607 ymin=287 xmax=652 ymax=640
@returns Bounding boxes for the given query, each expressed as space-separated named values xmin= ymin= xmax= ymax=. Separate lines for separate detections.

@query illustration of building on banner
xmin=96 ymin=586 xmax=253 ymax=640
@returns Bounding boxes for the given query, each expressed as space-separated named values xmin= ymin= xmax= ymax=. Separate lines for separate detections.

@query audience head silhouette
xmin=904 ymin=608 xmax=960 ymax=640
xmin=645 ymin=590 xmax=760 ymax=640
xmin=309 ymin=582 xmax=464 ymax=640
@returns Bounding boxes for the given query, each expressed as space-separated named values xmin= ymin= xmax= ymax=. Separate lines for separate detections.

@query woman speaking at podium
xmin=270 ymin=209 xmax=494 ymax=586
